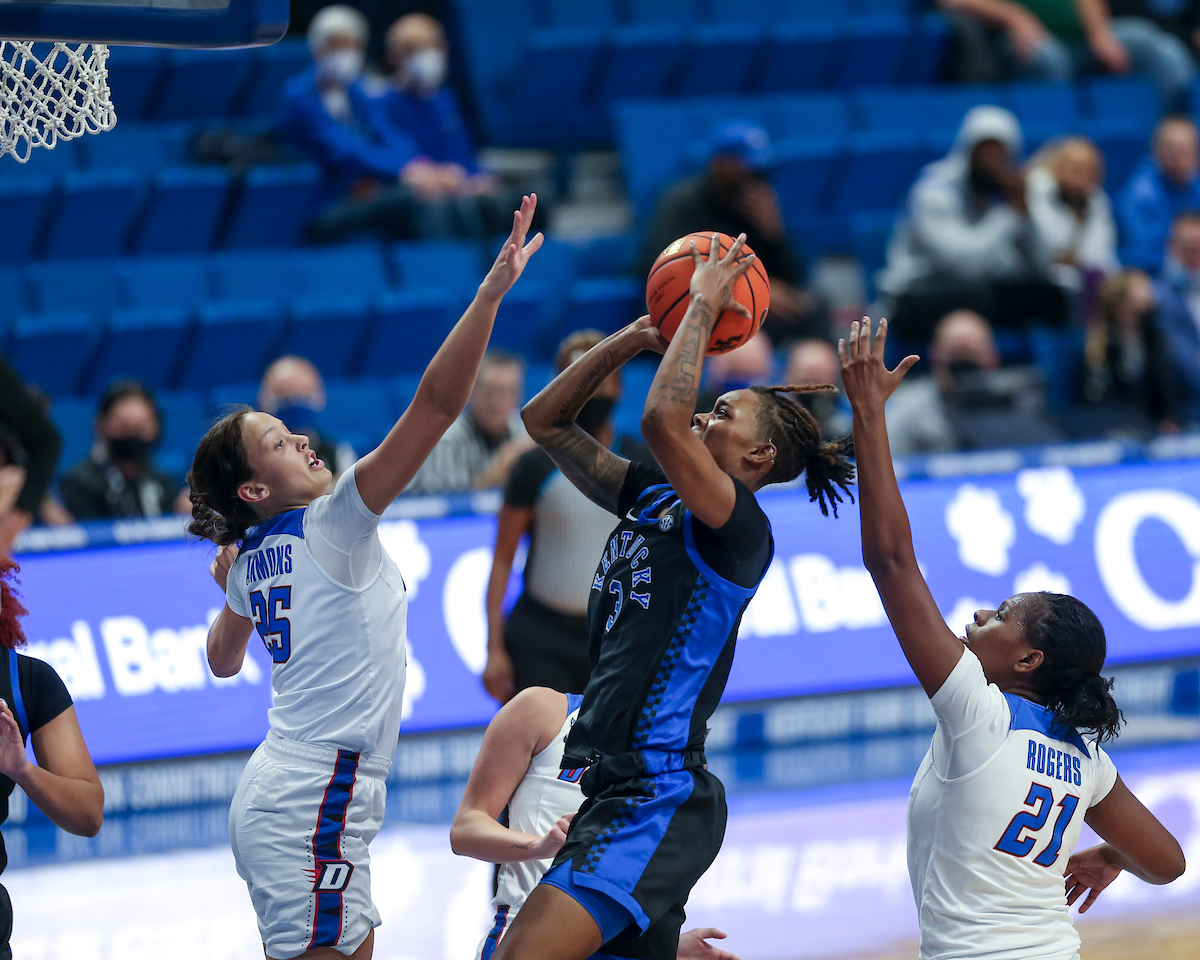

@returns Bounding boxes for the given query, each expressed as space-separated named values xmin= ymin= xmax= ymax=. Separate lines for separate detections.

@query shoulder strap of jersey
xmin=565 ymin=693 xmax=584 ymax=716
xmin=8 ymin=648 xmax=28 ymax=744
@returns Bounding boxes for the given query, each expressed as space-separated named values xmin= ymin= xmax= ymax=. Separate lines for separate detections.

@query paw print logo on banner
xmin=942 ymin=596 xmax=994 ymax=636
xmin=1013 ymin=562 xmax=1072 ymax=596
xmin=378 ymin=519 xmax=432 ymax=600
xmin=945 ymin=484 xmax=1015 ymax=576
xmin=1016 ymin=468 xmax=1086 ymax=545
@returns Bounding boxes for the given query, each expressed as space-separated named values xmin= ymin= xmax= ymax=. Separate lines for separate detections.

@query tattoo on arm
xmin=541 ymin=425 xmax=629 ymax=515
xmin=555 ymin=350 xmax=617 ymax=425
xmin=654 ymin=302 xmax=714 ymax=408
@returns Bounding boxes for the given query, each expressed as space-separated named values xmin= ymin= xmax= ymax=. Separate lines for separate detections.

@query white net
xmin=0 ymin=41 xmax=116 ymax=162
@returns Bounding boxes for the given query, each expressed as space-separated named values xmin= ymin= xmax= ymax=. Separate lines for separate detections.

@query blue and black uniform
xmin=544 ymin=462 xmax=772 ymax=959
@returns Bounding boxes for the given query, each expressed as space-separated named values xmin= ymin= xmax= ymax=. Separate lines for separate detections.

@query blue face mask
xmin=274 ymin=401 xmax=320 ymax=432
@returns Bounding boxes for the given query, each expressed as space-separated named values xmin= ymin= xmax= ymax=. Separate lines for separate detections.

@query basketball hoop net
xmin=0 ymin=41 xmax=116 ymax=162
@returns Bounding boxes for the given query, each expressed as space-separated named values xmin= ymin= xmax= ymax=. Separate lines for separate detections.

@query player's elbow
xmin=1150 ymin=843 xmax=1186 ymax=884
xmin=78 ymin=808 xmax=104 ymax=838
xmin=520 ymin=399 xmax=551 ymax=440
xmin=448 ymin=818 xmax=473 ymax=857
xmin=639 ymin=406 xmax=677 ymax=445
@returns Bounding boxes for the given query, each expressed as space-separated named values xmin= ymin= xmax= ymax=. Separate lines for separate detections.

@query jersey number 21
xmin=250 ymin=586 xmax=292 ymax=663
xmin=994 ymin=782 xmax=1080 ymax=867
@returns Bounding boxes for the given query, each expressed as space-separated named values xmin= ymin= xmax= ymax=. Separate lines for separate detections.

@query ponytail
xmin=186 ymin=407 xmax=259 ymax=547
xmin=0 ymin=557 xmax=28 ymax=650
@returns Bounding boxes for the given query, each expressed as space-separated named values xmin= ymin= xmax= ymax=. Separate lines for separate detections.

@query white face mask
xmin=318 ymin=48 xmax=364 ymax=85
xmin=403 ymin=47 xmax=447 ymax=91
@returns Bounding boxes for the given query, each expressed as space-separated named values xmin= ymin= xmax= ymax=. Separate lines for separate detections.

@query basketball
xmin=645 ymin=231 xmax=770 ymax=355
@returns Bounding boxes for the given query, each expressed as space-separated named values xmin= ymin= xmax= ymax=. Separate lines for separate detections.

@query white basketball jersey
xmin=494 ymin=693 xmax=585 ymax=913
xmin=226 ymin=466 xmax=408 ymax=760
xmin=908 ymin=651 xmax=1117 ymax=960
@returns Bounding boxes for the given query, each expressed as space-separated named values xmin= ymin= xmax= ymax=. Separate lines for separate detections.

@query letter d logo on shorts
xmin=313 ymin=860 xmax=354 ymax=893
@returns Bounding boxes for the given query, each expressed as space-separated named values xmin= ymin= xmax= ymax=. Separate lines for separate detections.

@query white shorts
xmin=476 ymin=903 xmax=517 ymax=960
xmin=229 ymin=730 xmax=390 ymax=959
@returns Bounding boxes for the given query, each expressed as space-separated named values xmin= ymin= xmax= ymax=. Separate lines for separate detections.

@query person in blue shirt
xmin=1151 ymin=210 xmax=1200 ymax=422
xmin=1116 ymin=116 xmax=1200 ymax=273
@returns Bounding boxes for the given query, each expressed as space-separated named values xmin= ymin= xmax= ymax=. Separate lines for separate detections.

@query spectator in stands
xmin=1117 ymin=116 xmax=1200 ymax=272
xmin=58 ymin=381 xmax=187 ymax=522
xmin=1151 ymin=211 xmax=1200 ymax=421
xmin=880 ymin=106 xmax=1065 ymax=343
xmin=784 ymin=339 xmax=853 ymax=439
xmin=405 ymin=351 xmax=533 ymax=495
xmin=0 ymin=356 xmax=61 ymax=554
xmin=697 ymin=329 xmax=775 ymax=412
xmin=1027 ymin=137 xmax=1118 ymax=294
xmin=482 ymin=331 xmax=622 ymax=703
xmin=1079 ymin=268 xmax=1179 ymax=434
xmin=638 ymin=122 xmax=823 ymax=342
xmin=1108 ymin=0 xmax=1200 ymax=61
xmin=939 ymin=0 xmax=1194 ymax=105
xmin=257 ymin=356 xmax=356 ymax=482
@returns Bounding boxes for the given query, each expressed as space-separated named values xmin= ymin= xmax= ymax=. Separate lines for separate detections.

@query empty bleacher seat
xmin=385 ymin=372 xmax=423 ymax=417
xmin=0 ymin=266 xmax=30 ymax=324
xmin=27 ymin=259 xmax=122 ymax=315
xmin=999 ymin=80 xmax=1080 ymax=146
xmin=834 ymin=14 xmax=912 ymax=88
xmin=505 ymin=29 xmax=606 ymax=144
xmin=132 ymin=167 xmax=232 ymax=255
xmin=566 ymin=278 xmax=643 ymax=334
xmin=211 ymin=248 xmax=298 ymax=301
xmin=0 ymin=178 xmax=54 ymax=263
xmin=103 ymin=46 xmax=167 ymax=121
xmin=491 ymin=281 xmax=555 ymax=358
xmin=281 ymin=297 xmax=373 ymax=378
xmin=320 ymin=378 xmax=392 ymax=453
xmin=295 ymin=245 xmax=391 ymax=299
xmin=771 ymin=137 xmax=843 ymax=236
xmin=853 ymin=85 xmax=999 ymax=146
xmin=827 ymin=131 xmax=924 ymax=221
xmin=48 ymin=395 xmax=96 ymax=470
xmin=391 ymin=240 xmax=482 ymax=292
xmin=118 ymin=256 xmax=213 ymax=310
xmin=152 ymin=49 xmax=254 ymax=121
xmin=177 ymin=300 xmax=282 ymax=390
xmin=612 ymin=360 xmax=657 ymax=438
xmin=156 ymin=390 xmax=207 ymax=478
xmin=771 ymin=93 xmax=852 ymax=141
xmin=83 ymin=124 xmax=190 ymax=174
xmin=87 ymin=307 xmax=190 ymax=392
xmin=1082 ymin=76 xmax=1161 ymax=137
xmin=755 ymin=22 xmax=841 ymax=92
xmin=222 ymin=165 xmax=320 ymax=249
xmin=360 ymin=290 xmax=457 ymax=377
xmin=42 ymin=170 xmax=144 ymax=260
xmin=675 ymin=25 xmax=765 ymax=98
xmin=8 ymin=314 xmax=97 ymax=396
xmin=208 ymin=381 xmax=258 ymax=414
xmin=592 ymin=27 xmax=687 ymax=107
xmin=241 ymin=39 xmax=312 ymax=119
xmin=613 ymin=101 xmax=694 ymax=216
xmin=0 ymin=138 xmax=82 ymax=181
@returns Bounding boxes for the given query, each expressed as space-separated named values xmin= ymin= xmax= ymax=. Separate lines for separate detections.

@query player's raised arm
xmin=353 ymin=195 xmax=543 ymax=514
xmin=839 ymin=317 xmax=964 ymax=697
xmin=639 ymin=234 xmax=753 ymax=529
xmin=522 ymin=316 xmax=664 ymax=514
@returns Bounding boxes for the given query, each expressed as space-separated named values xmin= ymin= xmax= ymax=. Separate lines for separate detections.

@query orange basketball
xmin=645 ymin=231 xmax=770 ymax=355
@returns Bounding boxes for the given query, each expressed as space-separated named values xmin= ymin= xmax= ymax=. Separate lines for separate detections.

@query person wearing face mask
xmin=257 ymin=356 xmax=355 ymax=484
xmin=1117 ymin=116 xmax=1200 ymax=273
xmin=783 ymin=339 xmax=853 ymax=439
xmin=1150 ymin=211 xmax=1200 ymax=422
xmin=879 ymin=106 xmax=1065 ymax=344
xmin=481 ymin=331 xmax=624 ymax=704
xmin=57 ymin=380 xmax=187 ymax=522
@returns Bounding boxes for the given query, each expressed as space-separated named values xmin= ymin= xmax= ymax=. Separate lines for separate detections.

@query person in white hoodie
xmin=878 ymin=106 xmax=1064 ymax=342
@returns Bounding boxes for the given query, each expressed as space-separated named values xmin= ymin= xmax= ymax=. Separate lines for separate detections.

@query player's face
xmin=692 ymin=391 xmax=765 ymax=473
xmin=964 ymin=594 xmax=1038 ymax=684
xmin=240 ymin=412 xmax=331 ymax=511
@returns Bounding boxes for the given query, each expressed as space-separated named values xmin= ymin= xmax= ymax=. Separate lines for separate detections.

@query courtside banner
xmin=14 ymin=459 xmax=1200 ymax=763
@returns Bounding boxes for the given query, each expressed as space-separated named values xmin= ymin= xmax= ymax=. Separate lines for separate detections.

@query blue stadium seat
xmin=211 ymin=249 xmax=298 ymax=301
xmin=385 ymin=372 xmax=423 ymax=418
xmin=1001 ymin=80 xmax=1081 ymax=151
xmin=296 ymin=245 xmax=390 ymax=299
xmin=0 ymin=266 xmax=30 ymax=324
xmin=177 ymin=300 xmax=282 ymax=390
xmin=612 ymin=360 xmax=657 ymax=438
xmin=8 ymin=313 xmax=97 ymax=395
xmin=321 ymin=378 xmax=392 ymax=453
xmin=827 ymin=131 xmax=924 ymax=221
xmin=281 ymin=297 xmax=372 ymax=378
xmin=391 ymin=240 xmax=482 ymax=292
xmin=86 ymin=307 xmax=190 ymax=392
xmin=48 ymin=395 xmax=95 ymax=470
xmin=222 ymin=165 xmax=320 ymax=249
xmin=772 ymin=93 xmax=852 ymax=140
xmin=506 ymin=30 xmax=605 ymax=143
xmin=0 ymin=178 xmax=54 ymax=263
xmin=452 ymin=0 xmax=538 ymax=144
xmin=518 ymin=237 xmax=580 ymax=291
xmin=523 ymin=361 xmax=555 ymax=401
xmin=360 ymin=289 xmax=457 ymax=377
xmin=902 ymin=12 xmax=951 ymax=84
xmin=0 ymin=137 xmax=84 ymax=181
xmin=241 ymin=39 xmax=312 ymax=119
xmin=118 ymin=256 xmax=213 ymax=310
xmin=152 ymin=49 xmax=254 ymax=121
xmin=1083 ymin=121 xmax=1150 ymax=190
xmin=42 ymin=170 xmax=144 ymax=260
xmin=208 ymin=381 xmax=258 ymax=414
xmin=775 ymin=0 xmax=852 ymax=19
xmin=566 ymin=277 xmax=643 ymax=334
xmin=541 ymin=0 xmax=616 ymax=29
xmin=83 ymin=124 xmax=190 ymax=174
xmin=833 ymin=15 xmax=912 ymax=87
xmin=625 ymin=0 xmax=696 ymax=26
xmin=491 ymin=281 xmax=554 ymax=357
xmin=156 ymin=390 xmax=207 ymax=478
xmin=771 ymin=137 xmax=842 ymax=236
xmin=753 ymin=21 xmax=840 ymax=92
xmin=27 ymin=259 xmax=122 ymax=315
xmin=849 ymin=210 xmax=897 ymax=300
xmin=613 ymin=101 xmax=693 ymax=216
xmin=593 ymin=26 xmax=686 ymax=107
xmin=1082 ymin=76 xmax=1161 ymax=137
xmin=854 ymin=86 xmax=1000 ymax=143
xmin=132 ymin=167 xmax=232 ymax=256
xmin=104 ymin=46 xmax=167 ymax=121
xmin=574 ymin=232 xmax=640 ymax=277
xmin=675 ymin=25 xmax=765 ymax=97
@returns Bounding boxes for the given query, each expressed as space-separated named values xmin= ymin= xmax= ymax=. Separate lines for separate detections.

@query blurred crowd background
xmin=4 ymin=0 xmax=1200 ymax=554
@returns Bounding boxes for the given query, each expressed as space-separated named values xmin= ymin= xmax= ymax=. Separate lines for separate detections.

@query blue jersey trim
xmin=1004 ymin=693 xmax=1091 ymax=757
xmin=636 ymin=486 xmax=676 ymax=525
xmin=308 ymin=749 xmax=360 ymax=949
xmin=566 ymin=693 xmax=584 ymax=716
xmin=242 ymin=508 xmax=306 ymax=551
xmin=8 ymin=649 xmax=27 ymax=744
xmin=681 ymin=511 xmax=758 ymax=599
xmin=479 ymin=905 xmax=508 ymax=960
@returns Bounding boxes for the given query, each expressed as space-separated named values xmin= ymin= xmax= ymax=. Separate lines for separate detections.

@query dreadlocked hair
xmin=0 ymin=557 xmax=28 ymax=650
xmin=749 ymin=384 xmax=856 ymax=517
xmin=186 ymin=406 xmax=259 ymax=546
xmin=1025 ymin=593 xmax=1123 ymax=743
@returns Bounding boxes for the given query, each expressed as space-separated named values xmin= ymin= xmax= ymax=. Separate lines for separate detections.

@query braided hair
xmin=1025 ymin=593 xmax=1123 ymax=743
xmin=748 ymin=384 xmax=856 ymax=516
xmin=186 ymin=406 xmax=260 ymax=546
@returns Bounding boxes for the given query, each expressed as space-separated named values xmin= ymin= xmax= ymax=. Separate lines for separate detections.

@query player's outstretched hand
xmin=478 ymin=194 xmax=543 ymax=303
xmin=1065 ymin=844 xmax=1123 ymax=913
xmin=689 ymin=233 xmax=754 ymax=320
xmin=838 ymin=317 xmax=919 ymax=414
xmin=676 ymin=928 xmax=741 ymax=960
xmin=626 ymin=315 xmax=669 ymax=355
xmin=528 ymin=811 xmax=575 ymax=860
xmin=0 ymin=698 xmax=28 ymax=781
xmin=210 ymin=543 xmax=239 ymax=593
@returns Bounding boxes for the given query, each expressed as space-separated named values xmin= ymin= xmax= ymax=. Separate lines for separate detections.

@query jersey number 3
xmin=250 ymin=586 xmax=292 ymax=663
xmin=994 ymin=782 xmax=1080 ymax=867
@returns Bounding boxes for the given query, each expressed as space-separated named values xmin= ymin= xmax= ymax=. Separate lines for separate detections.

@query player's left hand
xmin=838 ymin=317 xmax=919 ymax=413
xmin=0 ymin=698 xmax=29 ymax=782
xmin=527 ymin=811 xmax=575 ymax=860
xmin=478 ymin=194 xmax=543 ymax=303
xmin=210 ymin=543 xmax=239 ymax=593
xmin=1065 ymin=844 xmax=1123 ymax=913
xmin=676 ymin=927 xmax=741 ymax=960
xmin=626 ymin=315 xmax=669 ymax=355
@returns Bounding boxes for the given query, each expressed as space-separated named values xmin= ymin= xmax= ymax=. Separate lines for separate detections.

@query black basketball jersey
xmin=562 ymin=462 xmax=773 ymax=787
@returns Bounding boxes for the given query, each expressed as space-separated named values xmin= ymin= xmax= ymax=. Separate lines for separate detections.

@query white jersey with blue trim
xmin=226 ymin=466 xmax=407 ymax=760
xmin=908 ymin=650 xmax=1117 ymax=960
